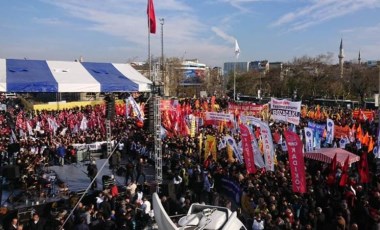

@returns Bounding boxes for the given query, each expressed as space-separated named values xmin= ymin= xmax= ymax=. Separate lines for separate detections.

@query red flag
xmin=359 ymin=151 xmax=369 ymax=184
xmin=284 ymin=130 xmax=307 ymax=193
xmin=327 ymin=153 xmax=337 ymax=185
xmin=147 ymin=0 xmax=156 ymax=33
xmin=239 ymin=124 xmax=256 ymax=174
xmin=339 ymin=156 xmax=350 ymax=187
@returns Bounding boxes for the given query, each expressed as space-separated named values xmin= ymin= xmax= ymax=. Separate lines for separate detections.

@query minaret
xmin=358 ymin=50 xmax=361 ymax=65
xmin=338 ymin=38 xmax=344 ymax=78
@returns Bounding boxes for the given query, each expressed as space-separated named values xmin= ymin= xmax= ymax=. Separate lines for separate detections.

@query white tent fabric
xmin=0 ymin=58 xmax=152 ymax=92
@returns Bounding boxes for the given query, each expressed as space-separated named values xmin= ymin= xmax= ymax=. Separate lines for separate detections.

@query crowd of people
xmin=0 ymin=93 xmax=380 ymax=230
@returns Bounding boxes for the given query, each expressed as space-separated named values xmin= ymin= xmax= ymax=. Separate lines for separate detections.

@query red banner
xmin=239 ymin=124 xmax=256 ymax=174
xmin=284 ymin=131 xmax=307 ymax=194
xmin=228 ymin=102 xmax=263 ymax=115
xmin=353 ymin=110 xmax=374 ymax=121
xmin=334 ymin=125 xmax=350 ymax=138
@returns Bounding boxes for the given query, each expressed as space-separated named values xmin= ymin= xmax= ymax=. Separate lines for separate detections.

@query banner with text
xmin=308 ymin=121 xmax=326 ymax=149
xmin=284 ymin=130 xmax=307 ymax=194
xmin=228 ymin=102 xmax=263 ymax=115
xmin=326 ymin=118 xmax=335 ymax=144
xmin=304 ymin=127 xmax=314 ymax=152
xmin=240 ymin=115 xmax=274 ymax=171
xmin=205 ymin=112 xmax=234 ymax=122
xmin=270 ymin=98 xmax=301 ymax=125
xmin=239 ymin=124 xmax=256 ymax=174
xmin=334 ymin=125 xmax=350 ymax=139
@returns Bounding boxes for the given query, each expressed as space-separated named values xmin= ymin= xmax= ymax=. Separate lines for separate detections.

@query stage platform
xmin=1 ymin=158 xmax=156 ymax=211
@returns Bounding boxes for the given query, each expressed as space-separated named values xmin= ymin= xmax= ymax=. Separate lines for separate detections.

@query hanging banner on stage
xmin=239 ymin=124 xmax=256 ymax=174
xmin=128 ymin=96 xmax=144 ymax=122
xmin=284 ymin=130 xmax=307 ymax=194
xmin=270 ymin=98 xmax=301 ymax=125
xmin=228 ymin=102 xmax=263 ymax=115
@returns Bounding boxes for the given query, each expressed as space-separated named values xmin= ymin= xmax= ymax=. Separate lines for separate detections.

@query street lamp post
xmin=160 ymin=18 xmax=165 ymax=96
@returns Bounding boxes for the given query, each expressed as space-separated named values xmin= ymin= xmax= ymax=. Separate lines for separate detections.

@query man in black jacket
xmin=87 ymin=161 xmax=98 ymax=189
xmin=29 ymin=213 xmax=46 ymax=230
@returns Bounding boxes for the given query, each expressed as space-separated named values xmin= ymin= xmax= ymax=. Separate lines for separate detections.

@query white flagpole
xmin=233 ymin=39 xmax=240 ymax=100
xmin=233 ymin=63 xmax=236 ymax=100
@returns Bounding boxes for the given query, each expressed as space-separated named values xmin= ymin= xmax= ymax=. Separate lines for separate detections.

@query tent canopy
xmin=304 ymin=148 xmax=360 ymax=166
xmin=0 ymin=59 xmax=152 ymax=92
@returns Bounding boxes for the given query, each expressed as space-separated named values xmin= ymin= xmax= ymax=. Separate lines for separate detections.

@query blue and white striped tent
xmin=0 ymin=59 xmax=152 ymax=92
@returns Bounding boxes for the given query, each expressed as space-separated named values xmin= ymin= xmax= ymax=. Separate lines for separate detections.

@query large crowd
xmin=0 ymin=93 xmax=380 ymax=230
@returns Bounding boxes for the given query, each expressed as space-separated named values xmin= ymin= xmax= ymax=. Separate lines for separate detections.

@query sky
xmin=0 ymin=0 xmax=380 ymax=67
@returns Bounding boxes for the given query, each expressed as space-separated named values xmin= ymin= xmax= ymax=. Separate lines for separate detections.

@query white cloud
xmin=272 ymin=0 xmax=380 ymax=31
xmin=32 ymin=17 xmax=68 ymax=26
xmin=211 ymin=27 xmax=236 ymax=44
xmin=37 ymin=0 xmax=234 ymax=66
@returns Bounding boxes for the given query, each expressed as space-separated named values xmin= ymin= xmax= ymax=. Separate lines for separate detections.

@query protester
xmin=87 ymin=161 xmax=98 ymax=190
xmin=1 ymin=93 xmax=380 ymax=229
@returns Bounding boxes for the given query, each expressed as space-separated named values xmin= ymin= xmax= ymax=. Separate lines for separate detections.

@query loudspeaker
xmin=3 ymin=165 xmax=20 ymax=180
xmin=105 ymin=95 xmax=115 ymax=120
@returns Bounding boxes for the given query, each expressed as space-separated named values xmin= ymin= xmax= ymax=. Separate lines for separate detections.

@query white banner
xmin=246 ymin=124 xmax=266 ymax=168
xmin=205 ymin=112 xmax=234 ymax=122
xmin=304 ymin=127 xmax=314 ymax=152
xmin=270 ymin=98 xmax=301 ymax=125
xmin=240 ymin=115 xmax=274 ymax=171
xmin=260 ymin=122 xmax=275 ymax=171
xmin=72 ymin=141 xmax=110 ymax=152
xmin=240 ymin=115 xmax=262 ymax=127
xmin=129 ymin=96 xmax=143 ymax=122
xmin=326 ymin=118 xmax=334 ymax=144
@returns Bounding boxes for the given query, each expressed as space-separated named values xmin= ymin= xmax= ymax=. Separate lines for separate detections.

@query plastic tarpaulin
xmin=0 ymin=59 xmax=152 ymax=92
xmin=304 ymin=148 xmax=360 ymax=166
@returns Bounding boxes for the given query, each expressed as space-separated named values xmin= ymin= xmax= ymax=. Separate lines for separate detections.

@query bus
xmin=236 ymin=95 xmax=270 ymax=104
xmin=312 ymin=98 xmax=359 ymax=109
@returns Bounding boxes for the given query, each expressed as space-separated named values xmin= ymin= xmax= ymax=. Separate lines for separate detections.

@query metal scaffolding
xmin=106 ymin=119 xmax=112 ymax=157
xmin=153 ymin=94 xmax=162 ymax=191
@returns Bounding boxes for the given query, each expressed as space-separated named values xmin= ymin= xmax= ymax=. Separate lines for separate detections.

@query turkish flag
xmin=359 ymin=151 xmax=369 ymax=184
xmin=147 ymin=0 xmax=156 ymax=33
xmin=339 ymin=156 xmax=350 ymax=187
